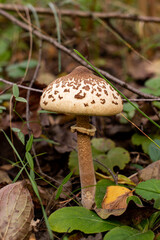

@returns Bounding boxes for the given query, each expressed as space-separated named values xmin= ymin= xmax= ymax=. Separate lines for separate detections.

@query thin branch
xmin=94 ymin=158 xmax=118 ymax=185
xmin=0 ymin=9 xmax=158 ymax=100
xmin=0 ymin=78 xmax=42 ymax=93
xmin=1 ymin=78 xmax=160 ymax=102
xmin=1 ymin=3 xmax=160 ymax=23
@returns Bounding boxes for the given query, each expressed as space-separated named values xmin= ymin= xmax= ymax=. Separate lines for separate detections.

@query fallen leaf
xmin=0 ymin=181 xmax=34 ymax=240
xmin=138 ymin=160 xmax=160 ymax=181
xmin=130 ymin=160 xmax=160 ymax=183
xmin=102 ymin=186 xmax=133 ymax=209
xmin=95 ymin=186 xmax=133 ymax=219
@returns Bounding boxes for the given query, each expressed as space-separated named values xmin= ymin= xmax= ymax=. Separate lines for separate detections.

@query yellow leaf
xmin=102 ymin=186 xmax=133 ymax=210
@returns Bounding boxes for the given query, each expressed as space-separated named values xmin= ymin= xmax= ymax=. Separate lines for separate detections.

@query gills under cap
xmin=40 ymin=66 xmax=123 ymax=116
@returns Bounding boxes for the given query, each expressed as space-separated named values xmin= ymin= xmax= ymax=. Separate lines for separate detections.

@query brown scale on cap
xmin=109 ymin=85 xmax=114 ymax=91
xmin=96 ymin=93 xmax=101 ymax=97
xmin=100 ymin=99 xmax=105 ymax=104
xmin=104 ymin=90 xmax=108 ymax=96
xmin=42 ymin=93 xmax=46 ymax=98
xmin=112 ymin=93 xmax=118 ymax=99
xmin=84 ymin=103 xmax=89 ymax=107
xmin=74 ymin=90 xmax=86 ymax=99
xmin=48 ymin=94 xmax=54 ymax=98
xmin=97 ymin=87 xmax=102 ymax=92
xmin=43 ymin=101 xmax=48 ymax=105
xmin=112 ymin=100 xmax=118 ymax=105
xmin=64 ymin=89 xmax=70 ymax=92
xmin=58 ymin=95 xmax=63 ymax=100
xmin=82 ymin=85 xmax=90 ymax=91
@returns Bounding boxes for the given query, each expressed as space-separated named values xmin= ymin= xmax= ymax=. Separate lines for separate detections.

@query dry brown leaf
xmin=138 ymin=160 xmax=160 ymax=181
xmin=0 ymin=181 xmax=34 ymax=240
xmin=129 ymin=160 xmax=160 ymax=183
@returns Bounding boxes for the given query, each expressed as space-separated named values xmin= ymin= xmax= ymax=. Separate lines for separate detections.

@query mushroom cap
xmin=40 ymin=66 xmax=123 ymax=116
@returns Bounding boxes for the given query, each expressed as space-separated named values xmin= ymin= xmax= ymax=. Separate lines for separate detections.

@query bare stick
xmin=1 ymin=79 xmax=160 ymax=103
xmin=0 ymin=78 xmax=42 ymax=93
xmin=1 ymin=3 xmax=160 ymax=23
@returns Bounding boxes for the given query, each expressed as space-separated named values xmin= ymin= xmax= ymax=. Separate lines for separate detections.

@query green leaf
xmin=131 ymin=134 xmax=153 ymax=154
xmin=127 ymin=196 xmax=143 ymax=207
xmin=17 ymin=131 xmax=25 ymax=145
xmin=104 ymin=226 xmax=154 ymax=240
xmin=12 ymin=127 xmax=21 ymax=133
xmin=91 ymin=138 xmax=115 ymax=152
xmin=153 ymin=101 xmax=160 ymax=109
xmin=26 ymin=134 xmax=33 ymax=152
xmin=15 ymin=97 xmax=27 ymax=103
xmin=145 ymin=76 xmax=160 ymax=90
xmin=55 ymin=172 xmax=73 ymax=200
xmin=12 ymin=84 xmax=19 ymax=98
xmin=97 ymin=147 xmax=130 ymax=173
xmin=48 ymin=207 xmax=119 ymax=233
xmin=95 ymin=179 xmax=115 ymax=208
xmin=149 ymin=139 xmax=160 ymax=162
xmin=0 ymin=93 xmax=12 ymax=101
xmin=6 ymin=60 xmax=38 ymax=78
xmin=18 ymin=59 xmax=37 ymax=69
xmin=30 ymin=169 xmax=35 ymax=180
xmin=135 ymin=179 xmax=160 ymax=201
xmin=0 ymin=40 xmax=9 ymax=55
xmin=154 ymin=198 xmax=160 ymax=209
xmin=0 ymin=106 xmax=6 ymax=110
xmin=123 ymin=102 xmax=138 ymax=113
xmin=141 ymin=87 xmax=160 ymax=96
xmin=149 ymin=211 xmax=160 ymax=229
xmin=33 ymin=138 xmax=59 ymax=145
xmin=38 ymin=110 xmax=57 ymax=114
xmin=131 ymin=133 xmax=146 ymax=146
xmin=25 ymin=152 xmax=34 ymax=169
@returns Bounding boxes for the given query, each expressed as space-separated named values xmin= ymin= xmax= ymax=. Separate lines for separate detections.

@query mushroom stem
xmin=76 ymin=115 xmax=96 ymax=209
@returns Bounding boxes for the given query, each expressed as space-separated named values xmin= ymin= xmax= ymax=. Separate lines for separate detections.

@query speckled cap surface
xmin=40 ymin=66 xmax=123 ymax=116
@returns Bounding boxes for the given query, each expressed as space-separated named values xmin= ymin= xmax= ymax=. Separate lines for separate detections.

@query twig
xmin=1 ymin=78 xmax=160 ymax=103
xmin=1 ymin=79 xmax=160 ymax=102
xmin=1 ymin=3 xmax=160 ymax=23
xmin=0 ymin=78 xmax=42 ymax=93
xmin=0 ymin=9 xmax=158 ymax=100
xmin=94 ymin=158 xmax=118 ymax=185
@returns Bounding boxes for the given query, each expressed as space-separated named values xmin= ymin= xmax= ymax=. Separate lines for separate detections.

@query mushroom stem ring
xmin=71 ymin=123 xmax=96 ymax=136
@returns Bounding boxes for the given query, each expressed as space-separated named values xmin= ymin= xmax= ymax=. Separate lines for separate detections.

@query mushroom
xmin=40 ymin=66 xmax=123 ymax=209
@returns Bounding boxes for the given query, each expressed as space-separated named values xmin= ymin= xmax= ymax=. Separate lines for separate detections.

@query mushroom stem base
xmin=76 ymin=115 xmax=96 ymax=209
